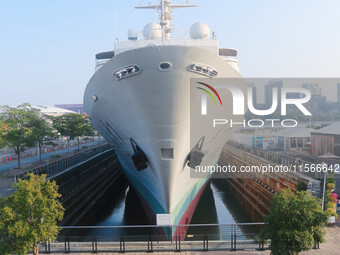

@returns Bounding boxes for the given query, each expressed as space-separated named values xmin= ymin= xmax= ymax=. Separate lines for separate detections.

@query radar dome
xmin=190 ymin=22 xmax=210 ymax=40
xmin=143 ymin=23 xmax=162 ymax=40
xmin=128 ymin=29 xmax=138 ymax=40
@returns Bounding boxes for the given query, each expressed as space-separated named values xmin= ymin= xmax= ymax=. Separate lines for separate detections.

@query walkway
xmin=0 ymin=141 xmax=101 ymax=173
xmin=39 ymin=226 xmax=339 ymax=255
xmin=0 ymin=142 xmax=105 ymax=198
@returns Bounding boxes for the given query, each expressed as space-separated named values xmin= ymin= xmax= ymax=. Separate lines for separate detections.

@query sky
xmin=1 ymin=0 xmax=340 ymax=106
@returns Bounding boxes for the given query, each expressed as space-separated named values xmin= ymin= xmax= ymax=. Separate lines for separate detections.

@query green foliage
xmin=262 ymin=189 xmax=328 ymax=255
xmin=326 ymin=178 xmax=335 ymax=184
xmin=324 ymin=178 xmax=337 ymax=217
xmin=0 ymin=120 xmax=6 ymax=148
xmin=29 ymin=113 xmax=55 ymax=161
xmin=51 ymin=113 xmax=94 ymax=150
xmin=271 ymin=157 xmax=277 ymax=164
xmin=0 ymin=104 xmax=39 ymax=168
xmin=50 ymin=154 xmax=61 ymax=158
xmin=297 ymin=182 xmax=307 ymax=191
xmin=325 ymin=203 xmax=332 ymax=210
xmin=326 ymin=207 xmax=337 ymax=217
xmin=0 ymin=173 xmax=64 ymax=255
xmin=327 ymin=183 xmax=335 ymax=191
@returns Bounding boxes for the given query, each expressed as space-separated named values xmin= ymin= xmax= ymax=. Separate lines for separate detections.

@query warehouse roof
xmin=33 ymin=106 xmax=75 ymax=116
xmin=273 ymin=127 xmax=315 ymax=138
xmin=311 ymin=122 xmax=340 ymax=136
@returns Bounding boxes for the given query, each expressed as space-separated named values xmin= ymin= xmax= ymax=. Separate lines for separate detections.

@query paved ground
xmin=40 ymin=226 xmax=339 ymax=255
xmin=0 ymin=142 xmax=103 ymax=198
xmin=0 ymin=142 xmax=93 ymax=173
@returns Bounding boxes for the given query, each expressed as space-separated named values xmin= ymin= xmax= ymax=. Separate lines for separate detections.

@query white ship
xmin=84 ymin=0 xmax=246 ymax=238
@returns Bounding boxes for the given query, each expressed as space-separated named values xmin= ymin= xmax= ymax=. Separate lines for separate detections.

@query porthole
xmin=159 ymin=62 xmax=172 ymax=71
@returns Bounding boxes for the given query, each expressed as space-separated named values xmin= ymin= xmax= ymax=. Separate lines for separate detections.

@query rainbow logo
xmin=196 ymin=82 xmax=222 ymax=106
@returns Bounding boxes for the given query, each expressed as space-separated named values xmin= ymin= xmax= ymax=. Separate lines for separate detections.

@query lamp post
xmin=321 ymin=161 xmax=327 ymax=211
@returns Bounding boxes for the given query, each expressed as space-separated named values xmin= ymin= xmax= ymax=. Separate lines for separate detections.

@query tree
xmin=0 ymin=173 xmax=64 ymax=255
xmin=0 ymin=120 xmax=6 ymax=148
xmin=29 ymin=114 xmax=55 ymax=161
xmin=262 ymin=189 xmax=329 ymax=255
xmin=51 ymin=113 xmax=91 ymax=151
xmin=80 ymin=117 xmax=95 ymax=143
xmin=0 ymin=104 xmax=38 ymax=168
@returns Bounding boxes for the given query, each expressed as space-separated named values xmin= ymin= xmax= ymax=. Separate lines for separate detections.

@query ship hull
xmin=84 ymin=45 xmax=245 ymax=238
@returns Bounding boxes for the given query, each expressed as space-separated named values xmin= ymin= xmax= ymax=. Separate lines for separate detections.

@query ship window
xmin=159 ymin=62 xmax=172 ymax=71
xmin=113 ymin=65 xmax=141 ymax=81
xmin=161 ymin=148 xmax=174 ymax=160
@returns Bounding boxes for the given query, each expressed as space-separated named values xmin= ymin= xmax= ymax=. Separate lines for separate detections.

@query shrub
xmin=327 ymin=178 xmax=335 ymax=184
xmin=297 ymin=182 xmax=307 ymax=191
xmin=326 ymin=207 xmax=337 ymax=217
xmin=262 ymin=189 xmax=328 ymax=255
xmin=0 ymin=174 xmax=64 ymax=255
xmin=329 ymin=202 xmax=336 ymax=209
xmin=327 ymin=183 xmax=335 ymax=191
xmin=329 ymin=196 xmax=337 ymax=203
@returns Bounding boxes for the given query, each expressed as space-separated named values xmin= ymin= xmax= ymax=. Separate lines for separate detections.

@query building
xmin=286 ymin=92 xmax=302 ymax=99
xmin=301 ymin=83 xmax=329 ymax=114
xmin=286 ymin=92 xmax=303 ymax=113
xmin=269 ymin=127 xmax=314 ymax=151
xmin=34 ymin=106 xmax=75 ymax=117
xmin=264 ymin=80 xmax=283 ymax=114
xmin=311 ymin=122 xmax=340 ymax=156
xmin=55 ymin=104 xmax=85 ymax=114
xmin=232 ymin=125 xmax=286 ymax=149
xmin=302 ymin=83 xmax=322 ymax=96
xmin=337 ymin=83 xmax=340 ymax=111
xmin=247 ymin=83 xmax=257 ymax=107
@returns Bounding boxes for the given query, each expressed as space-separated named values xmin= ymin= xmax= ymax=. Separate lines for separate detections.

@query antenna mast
xmin=135 ymin=0 xmax=198 ymax=41
xmin=161 ymin=0 xmax=166 ymax=42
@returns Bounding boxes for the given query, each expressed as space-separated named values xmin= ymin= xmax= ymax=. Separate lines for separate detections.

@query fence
xmin=14 ymin=143 xmax=112 ymax=181
xmin=40 ymin=223 xmax=268 ymax=253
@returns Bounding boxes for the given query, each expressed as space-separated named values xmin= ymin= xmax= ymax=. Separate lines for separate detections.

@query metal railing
xmin=15 ymin=143 xmax=112 ymax=182
xmin=39 ymin=223 xmax=268 ymax=253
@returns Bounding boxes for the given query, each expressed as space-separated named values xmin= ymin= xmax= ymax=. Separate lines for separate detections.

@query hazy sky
xmin=1 ymin=0 xmax=340 ymax=106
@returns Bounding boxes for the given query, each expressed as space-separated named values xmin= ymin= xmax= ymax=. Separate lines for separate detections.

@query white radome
xmin=190 ymin=22 xmax=210 ymax=40
xmin=143 ymin=22 xmax=162 ymax=40
xmin=128 ymin=29 xmax=138 ymax=40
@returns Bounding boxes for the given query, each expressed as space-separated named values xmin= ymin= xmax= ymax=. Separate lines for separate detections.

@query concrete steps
xmin=308 ymin=179 xmax=322 ymax=198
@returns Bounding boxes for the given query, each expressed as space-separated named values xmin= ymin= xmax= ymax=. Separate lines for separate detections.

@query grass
xmin=50 ymin=155 xmax=61 ymax=158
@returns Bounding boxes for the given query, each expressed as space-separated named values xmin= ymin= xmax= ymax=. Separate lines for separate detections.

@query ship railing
xmin=36 ymin=222 xmax=278 ymax=253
